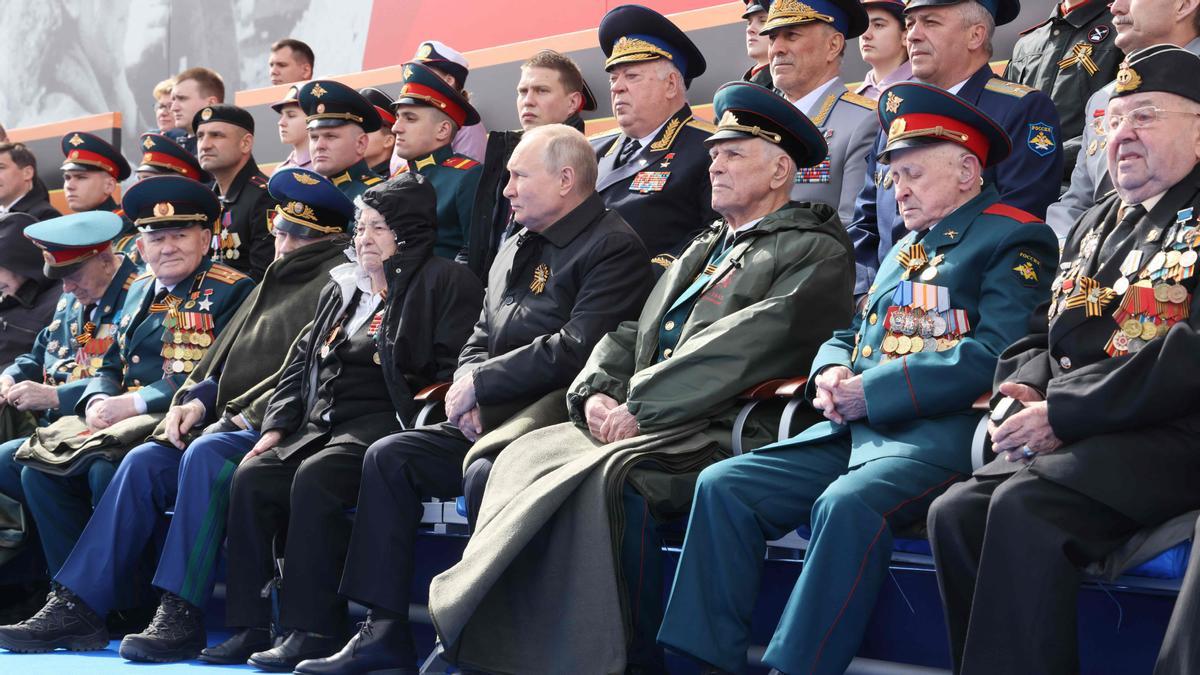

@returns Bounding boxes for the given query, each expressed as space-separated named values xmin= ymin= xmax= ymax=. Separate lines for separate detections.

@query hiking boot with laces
xmin=293 ymin=611 xmax=417 ymax=675
xmin=118 ymin=591 xmax=206 ymax=662
xmin=0 ymin=583 xmax=107 ymax=653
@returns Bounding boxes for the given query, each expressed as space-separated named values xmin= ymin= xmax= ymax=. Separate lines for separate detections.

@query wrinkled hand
xmin=598 ymin=403 xmax=640 ymax=444
xmin=86 ymin=394 xmax=139 ymax=431
xmin=584 ymin=393 xmax=620 ymax=441
xmin=812 ymin=366 xmax=854 ymax=424
xmin=241 ymin=430 xmax=283 ymax=464
xmin=458 ymin=406 xmax=484 ymax=441
xmin=444 ymin=375 xmax=477 ymax=426
xmin=831 ymin=375 xmax=867 ymax=424
xmin=164 ymin=400 xmax=207 ymax=449
xmin=0 ymin=375 xmax=13 ymax=408
xmin=6 ymin=381 xmax=59 ymax=412
xmin=990 ymin=382 xmax=1062 ymax=461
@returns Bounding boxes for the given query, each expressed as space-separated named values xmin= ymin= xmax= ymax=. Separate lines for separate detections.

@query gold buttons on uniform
xmin=1059 ymin=356 xmax=1072 ymax=369
xmin=862 ymin=345 xmax=873 ymax=358
xmin=868 ymin=312 xmax=878 ymax=325
xmin=664 ymin=320 xmax=676 ymax=331
xmin=132 ymin=379 xmax=142 ymax=386
xmin=663 ymin=348 xmax=673 ymax=358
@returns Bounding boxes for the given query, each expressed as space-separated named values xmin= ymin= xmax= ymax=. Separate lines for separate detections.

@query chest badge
xmin=530 ymin=263 xmax=550 ymax=295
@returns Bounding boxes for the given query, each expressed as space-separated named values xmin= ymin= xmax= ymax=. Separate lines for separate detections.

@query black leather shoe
xmin=248 ymin=629 xmax=343 ymax=672
xmin=118 ymin=592 xmax=206 ymax=662
xmin=294 ymin=613 xmax=417 ymax=675
xmin=198 ymin=626 xmax=272 ymax=664
xmin=0 ymin=583 xmax=107 ymax=653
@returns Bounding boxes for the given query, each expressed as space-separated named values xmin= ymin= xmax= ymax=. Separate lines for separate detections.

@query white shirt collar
xmin=1140 ymin=192 xmax=1166 ymax=213
xmin=947 ymin=78 xmax=970 ymax=95
xmin=636 ymin=117 xmax=671 ymax=149
xmin=792 ymin=76 xmax=840 ymax=117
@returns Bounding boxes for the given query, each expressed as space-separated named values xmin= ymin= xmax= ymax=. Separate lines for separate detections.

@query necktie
xmin=613 ymin=137 xmax=641 ymax=169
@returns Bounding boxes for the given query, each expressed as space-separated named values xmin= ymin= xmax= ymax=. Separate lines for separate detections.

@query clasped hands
xmin=811 ymin=366 xmax=866 ymax=425
xmin=583 ymin=392 xmax=640 ymax=444
xmin=988 ymin=382 xmax=1063 ymax=462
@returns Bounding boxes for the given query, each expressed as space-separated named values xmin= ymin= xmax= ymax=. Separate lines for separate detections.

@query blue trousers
xmin=658 ymin=441 xmax=961 ymax=675
xmin=55 ymin=429 xmax=257 ymax=616
xmin=0 ymin=438 xmax=27 ymax=503
xmin=16 ymin=445 xmax=117 ymax=574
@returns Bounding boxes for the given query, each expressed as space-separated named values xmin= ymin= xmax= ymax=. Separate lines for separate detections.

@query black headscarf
xmin=359 ymin=172 xmax=439 ymax=296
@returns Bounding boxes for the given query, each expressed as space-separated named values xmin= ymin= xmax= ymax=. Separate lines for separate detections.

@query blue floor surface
xmin=0 ymin=631 xmax=256 ymax=674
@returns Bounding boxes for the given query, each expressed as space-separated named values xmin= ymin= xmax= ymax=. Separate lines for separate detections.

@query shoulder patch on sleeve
xmin=442 ymin=156 xmax=480 ymax=170
xmin=206 ymin=263 xmax=250 ymax=285
xmin=650 ymin=253 xmax=676 ymax=270
xmin=1012 ymin=250 xmax=1044 ymax=287
xmin=685 ymin=118 xmax=717 ymax=133
xmin=839 ymin=91 xmax=877 ymax=110
xmin=983 ymin=203 xmax=1042 ymax=224
xmin=984 ymin=78 xmax=1035 ymax=98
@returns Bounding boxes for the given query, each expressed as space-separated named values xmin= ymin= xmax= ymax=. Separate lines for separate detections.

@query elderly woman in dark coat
xmin=0 ymin=212 xmax=59 ymax=369
xmin=210 ymin=173 xmax=483 ymax=671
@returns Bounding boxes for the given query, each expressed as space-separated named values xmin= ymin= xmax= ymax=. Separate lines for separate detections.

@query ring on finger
xmin=1021 ymin=445 xmax=1035 ymax=459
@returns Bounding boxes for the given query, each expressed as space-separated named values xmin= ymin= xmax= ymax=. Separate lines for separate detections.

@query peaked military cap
xmin=270 ymin=84 xmax=302 ymax=113
xmin=193 ymin=103 xmax=255 ymax=135
xmin=60 ymin=131 xmax=131 ymax=181
xmin=877 ymin=82 xmax=1012 ymax=167
xmin=760 ymin=0 xmax=869 ymax=39
xmin=137 ymin=133 xmax=206 ymax=181
xmin=599 ymin=4 xmax=707 ymax=86
xmin=707 ymin=81 xmax=829 ymax=168
xmin=298 ymin=79 xmax=383 ymax=133
xmin=903 ymin=0 xmax=1020 ymax=27
xmin=360 ymin=87 xmax=398 ymax=127
xmin=862 ymin=0 xmax=906 ymax=22
xmin=268 ymin=168 xmax=355 ymax=239
xmin=122 ymin=175 xmax=221 ymax=233
xmin=742 ymin=0 xmax=773 ymax=18
xmin=1111 ymin=44 xmax=1200 ymax=103
xmin=24 ymin=211 xmax=125 ymax=279
xmin=395 ymin=61 xmax=481 ymax=128
xmin=412 ymin=40 xmax=470 ymax=88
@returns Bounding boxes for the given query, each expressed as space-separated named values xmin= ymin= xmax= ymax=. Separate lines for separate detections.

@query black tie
xmin=613 ymin=137 xmax=641 ymax=169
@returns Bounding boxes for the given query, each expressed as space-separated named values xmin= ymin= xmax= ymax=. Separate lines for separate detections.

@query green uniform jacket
xmin=567 ymin=201 xmax=856 ymax=452
xmin=79 ymin=259 xmax=255 ymax=414
xmin=395 ymin=144 xmax=483 ymax=261
xmin=779 ymin=186 xmax=1059 ymax=474
xmin=3 ymin=256 xmax=140 ymax=421
xmin=329 ymin=158 xmax=384 ymax=207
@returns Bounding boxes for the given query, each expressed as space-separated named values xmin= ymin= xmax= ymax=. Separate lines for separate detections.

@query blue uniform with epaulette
xmin=845 ymin=0 xmax=1064 ymax=294
xmin=59 ymin=131 xmax=143 ymax=270
xmin=659 ymin=83 xmax=1060 ymax=675
xmin=15 ymin=177 xmax=254 ymax=574
xmin=297 ymin=80 xmax=385 ymax=208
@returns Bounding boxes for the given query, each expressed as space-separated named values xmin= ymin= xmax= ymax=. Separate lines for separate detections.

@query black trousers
xmin=927 ymin=467 xmax=1142 ymax=675
xmin=225 ymin=442 xmax=366 ymax=635
xmin=338 ymin=426 xmax=469 ymax=654
xmin=462 ymin=456 xmax=493 ymax=530
xmin=1154 ymin=513 xmax=1200 ymax=675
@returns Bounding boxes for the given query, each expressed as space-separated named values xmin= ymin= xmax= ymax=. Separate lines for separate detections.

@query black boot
xmin=0 ymin=583 xmax=107 ymax=653
xmin=248 ymin=629 xmax=344 ymax=672
xmin=118 ymin=592 xmax=206 ymax=662
xmin=198 ymin=625 xmax=273 ymax=664
xmin=294 ymin=611 xmax=417 ymax=675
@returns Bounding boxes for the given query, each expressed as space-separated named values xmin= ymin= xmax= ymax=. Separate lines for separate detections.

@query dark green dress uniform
xmin=59 ymin=131 xmax=142 ymax=269
xmin=659 ymin=83 xmax=1059 ymax=675
xmin=928 ymin=46 xmax=1200 ymax=675
xmin=393 ymin=61 xmax=485 ymax=262
xmin=1004 ymin=0 xmax=1122 ymax=175
xmin=592 ymin=5 xmax=719 ymax=266
xmin=297 ymin=80 xmax=385 ymax=210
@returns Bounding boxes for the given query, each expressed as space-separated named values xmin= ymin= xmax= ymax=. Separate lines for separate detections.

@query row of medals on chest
xmin=158 ymin=295 xmax=215 ymax=374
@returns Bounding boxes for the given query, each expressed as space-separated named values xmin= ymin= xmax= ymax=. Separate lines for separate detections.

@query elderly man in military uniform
xmin=761 ymin=0 xmax=879 ymax=226
xmin=135 ymin=132 xmax=206 ymax=182
xmin=847 ymin=0 xmax=1063 ymax=293
xmin=0 ymin=169 xmax=358 ymax=662
xmin=298 ymin=79 xmax=384 ymax=205
xmin=194 ymin=104 xmax=275 ymax=281
xmin=1005 ymin=0 xmax=1122 ymax=178
xmin=658 ymin=83 xmax=1059 ymax=675
xmin=741 ymin=0 xmax=774 ymax=88
xmin=390 ymin=61 xmax=484 ymax=262
xmin=1045 ymin=0 xmax=1200 ymax=236
xmin=0 ymin=177 xmax=254 ymax=603
xmin=927 ymin=45 xmax=1200 ymax=675
xmin=59 ymin=131 xmax=141 ymax=264
xmin=590 ymin=4 xmax=719 ymax=267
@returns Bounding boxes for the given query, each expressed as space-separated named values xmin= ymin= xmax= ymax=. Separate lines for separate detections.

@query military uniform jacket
xmin=744 ymin=63 xmax=773 ymax=89
xmin=329 ymin=158 xmax=383 ymax=205
xmin=96 ymin=196 xmax=143 ymax=270
xmin=1004 ymin=0 xmax=1122 ymax=174
xmin=787 ymin=78 xmax=878 ymax=226
xmin=78 ymin=258 xmax=254 ymax=414
xmin=2 ymin=256 xmax=140 ymax=421
xmin=779 ymin=186 xmax=1058 ymax=474
xmin=457 ymin=193 xmax=654 ymax=422
xmin=985 ymin=166 xmax=1200 ymax=524
xmin=567 ymin=201 xmax=855 ymax=451
xmin=591 ymin=105 xmax=719 ymax=264
xmin=847 ymin=66 xmax=1064 ymax=294
xmin=394 ymin=144 xmax=483 ymax=261
xmin=211 ymin=156 xmax=276 ymax=281
xmin=1047 ymin=37 xmax=1200 ymax=237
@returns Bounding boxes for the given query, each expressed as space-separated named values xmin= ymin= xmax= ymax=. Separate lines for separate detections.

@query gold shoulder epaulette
xmin=839 ymin=91 xmax=877 ymax=110
xmin=685 ymin=118 xmax=717 ymax=133
xmin=363 ymin=175 xmax=383 ymax=186
xmin=134 ymin=270 xmax=155 ymax=282
xmin=122 ymin=271 xmax=140 ymax=290
xmin=984 ymin=78 xmax=1035 ymax=98
xmin=206 ymin=263 xmax=249 ymax=285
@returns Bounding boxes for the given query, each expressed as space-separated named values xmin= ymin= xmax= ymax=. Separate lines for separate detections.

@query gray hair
xmin=960 ymin=0 xmax=996 ymax=57
xmin=521 ymin=123 xmax=598 ymax=193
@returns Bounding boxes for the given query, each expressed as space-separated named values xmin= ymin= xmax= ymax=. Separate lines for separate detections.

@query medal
xmin=1113 ymin=277 xmax=1130 ymax=295
xmin=1168 ymin=283 xmax=1189 ymax=304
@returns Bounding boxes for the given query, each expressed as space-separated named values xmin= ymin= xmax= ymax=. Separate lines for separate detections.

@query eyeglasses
xmin=1105 ymin=106 xmax=1200 ymax=133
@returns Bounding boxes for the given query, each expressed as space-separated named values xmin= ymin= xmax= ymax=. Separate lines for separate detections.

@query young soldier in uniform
xmin=59 ymin=131 xmax=141 ymax=266
xmin=298 ymin=79 xmax=384 ymax=205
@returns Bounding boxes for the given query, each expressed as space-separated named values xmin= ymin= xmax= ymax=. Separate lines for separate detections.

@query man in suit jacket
xmin=0 ymin=143 xmax=60 ymax=222
xmin=588 ymin=4 xmax=719 ymax=268
xmin=658 ymin=83 xmax=1058 ymax=675
xmin=927 ymin=45 xmax=1200 ymax=675
xmin=762 ymin=0 xmax=879 ymax=226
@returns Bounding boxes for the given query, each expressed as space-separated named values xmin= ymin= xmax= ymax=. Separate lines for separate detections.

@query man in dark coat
xmin=927 ymin=45 xmax=1200 ymax=675
xmin=0 ymin=213 xmax=60 ymax=368
xmin=0 ymin=143 xmax=60 ymax=222
xmin=294 ymin=124 xmax=653 ymax=675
